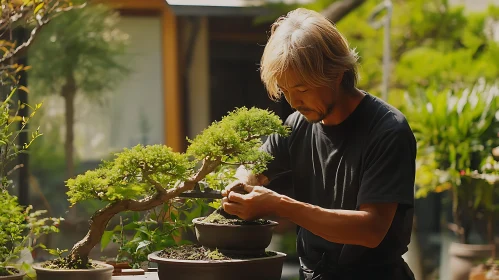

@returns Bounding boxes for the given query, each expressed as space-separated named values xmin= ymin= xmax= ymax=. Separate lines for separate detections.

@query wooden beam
xmin=96 ymin=0 xmax=165 ymax=10
xmin=210 ymin=32 xmax=268 ymax=43
xmin=162 ymin=6 xmax=184 ymax=152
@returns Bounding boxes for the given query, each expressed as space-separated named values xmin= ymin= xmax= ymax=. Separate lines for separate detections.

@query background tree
xmin=260 ymin=0 xmax=499 ymax=107
xmin=28 ymin=2 xmax=129 ymax=179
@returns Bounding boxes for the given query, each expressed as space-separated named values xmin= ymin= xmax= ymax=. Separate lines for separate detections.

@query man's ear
xmin=335 ymin=71 xmax=345 ymax=87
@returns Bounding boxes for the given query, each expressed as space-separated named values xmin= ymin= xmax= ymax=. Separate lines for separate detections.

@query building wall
xmin=37 ymin=15 xmax=164 ymax=161
xmin=180 ymin=16 xmax=211 ymax=139
xmin=107 ymin=16 xmax=164 ymax=149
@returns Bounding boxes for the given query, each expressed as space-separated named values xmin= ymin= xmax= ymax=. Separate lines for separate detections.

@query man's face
xmin=276 ymin=69 xmax=339 ymax=123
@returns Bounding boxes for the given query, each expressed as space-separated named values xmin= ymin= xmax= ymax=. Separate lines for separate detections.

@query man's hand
xmin=221 ymin=183 xmax=281 ymax=221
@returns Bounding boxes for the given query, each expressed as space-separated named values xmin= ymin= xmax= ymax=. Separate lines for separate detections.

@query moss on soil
xmin=0 ymin=267 xmax=19 ymax=276
xmin=202 ymin=208 xmax=270 ymax=225
xmin=41 ymin=258 xmax=104 ymax=270
xmin=158 ymin=245 xmax=277 ymax=261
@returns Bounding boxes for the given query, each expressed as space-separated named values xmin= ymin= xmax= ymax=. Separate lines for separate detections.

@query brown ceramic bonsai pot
xmin=0 ymin=268 xmax=26 ymax=280
xmin=192 ymin=217 xmax=278 ymax=254
xmin=32 ymin=261 xmax=114 ymax=280
xmin=148 ymin=251 xmax=286 ymax=280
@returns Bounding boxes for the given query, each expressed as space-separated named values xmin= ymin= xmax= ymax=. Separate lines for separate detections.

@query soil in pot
xmin=194 ymin=216 xmax=278 ymax=254
xmin=149 ymin=245 xmax=286 ymax=280
xmin=0 ymin=268 xmax=25 ymax=280
xmin=202 ymin=207 xmax=270 ymax=225
xmin=158 ymin=244 xmax=277 ymax=260
xmin=33 ymin=260 xmax=114 ymax=280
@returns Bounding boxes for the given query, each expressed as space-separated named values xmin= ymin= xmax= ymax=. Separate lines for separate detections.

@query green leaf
xmin=34 ymin=3 xmax=44 ymax=14
xmin=135 ymin=241 xmax=151 ymax=253
xmin=101 ymin=231 xmax=114 ymax=251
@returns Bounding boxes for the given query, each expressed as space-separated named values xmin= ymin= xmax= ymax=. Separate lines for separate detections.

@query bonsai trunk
xmin=67 ymin=158 xmax=221 ymax=267
xmin=62 ymin=70 xmax=76 ymax=179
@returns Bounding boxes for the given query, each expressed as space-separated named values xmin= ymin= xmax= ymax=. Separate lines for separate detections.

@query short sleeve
xmin=357 ymin=127 xmax=417 ymax=208
xmin=260 ymin=114 xmax=296 ymax=182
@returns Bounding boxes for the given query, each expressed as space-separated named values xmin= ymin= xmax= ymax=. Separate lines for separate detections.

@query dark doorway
xmin=209 ymin=18 xmax=293 ymax=123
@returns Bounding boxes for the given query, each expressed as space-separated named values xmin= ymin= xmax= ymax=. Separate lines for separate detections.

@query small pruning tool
xmin=178 ymin=182 xmax=223 ymax=199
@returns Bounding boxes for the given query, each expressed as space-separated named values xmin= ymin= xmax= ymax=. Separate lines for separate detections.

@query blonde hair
xmin=260 ymin=8 xmax=359 ymax=100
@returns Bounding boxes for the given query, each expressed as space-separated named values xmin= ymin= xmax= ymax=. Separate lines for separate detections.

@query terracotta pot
xmin=106 ymin=261 xmax=131 ymax=270
xmin=193 ymin=217 xmax=278 ymax=254
xmin=148 ymin=251 xmax=286 ymax=280
xmin=469 ymin=264 xmax=488 ymax=280
xmin=449 ymin=242 xmax=495 ymax=280
xmin=32 ymin=261 xmax=114 ymax=280
xmin=0 ymin=269 xmax=26 ymax=280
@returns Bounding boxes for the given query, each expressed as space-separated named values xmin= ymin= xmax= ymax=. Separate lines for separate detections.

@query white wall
xmin=180 ymin=16 xmax=210 ymax=139
xmin=75 ymin=16 xmax=164 ymax=160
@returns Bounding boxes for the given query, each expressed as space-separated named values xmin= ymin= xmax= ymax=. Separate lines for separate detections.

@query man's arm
xmin=274 ymin=195 xmax=397 ymax=248
xmin=222 ymin=184 xmax=397 ymax=249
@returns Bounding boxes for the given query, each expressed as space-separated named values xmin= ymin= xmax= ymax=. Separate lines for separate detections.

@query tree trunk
xmin=321 ymin=0 xmax=366 ymax=23
xmin=62 ymin=71 xmax=76 ymax=179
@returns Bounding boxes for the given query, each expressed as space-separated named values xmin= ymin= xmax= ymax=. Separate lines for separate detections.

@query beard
xmin=298 ymin=103 xmax=334 ymax=124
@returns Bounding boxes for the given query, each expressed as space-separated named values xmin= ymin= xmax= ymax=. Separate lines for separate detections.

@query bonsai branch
xmin=142 ymin=172 xmax=167 ymax=195
xmin=220 ymin=161 xmax=254 ymax=166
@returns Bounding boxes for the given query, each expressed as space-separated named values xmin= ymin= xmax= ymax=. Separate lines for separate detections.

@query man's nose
xmin=286 ymin=92 xmax=302 ymax=108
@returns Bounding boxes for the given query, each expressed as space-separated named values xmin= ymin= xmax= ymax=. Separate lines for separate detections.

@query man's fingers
xmin=222 ymin=198 xmax=241 ymax=216
xmin=243 ymin=184 xmax=255 ymax=193
xmin=227 ymin=191 xmax=246 ymax=203
xmin=223 ymin=181 xmax=245 ymax=195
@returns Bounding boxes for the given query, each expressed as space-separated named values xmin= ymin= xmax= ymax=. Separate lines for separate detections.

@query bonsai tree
xmin=45 ymin=107 xmax=289 ymax=268
xmin=405 ymin=79 xmax=499 ymax=244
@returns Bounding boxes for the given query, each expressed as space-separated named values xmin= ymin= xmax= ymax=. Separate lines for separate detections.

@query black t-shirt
xmin=261 ymin=93 xmax=417 ymax=275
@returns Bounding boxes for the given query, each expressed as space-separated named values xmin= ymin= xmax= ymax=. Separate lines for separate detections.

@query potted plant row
xmin=405 ymin=79 xmax=499 ymax=280
xmin=32 ymin=107 xmax=290 ymax=280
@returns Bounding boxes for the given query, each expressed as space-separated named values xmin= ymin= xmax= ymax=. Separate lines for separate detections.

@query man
xmin=222 ymin=8 xmax=417 ymax=280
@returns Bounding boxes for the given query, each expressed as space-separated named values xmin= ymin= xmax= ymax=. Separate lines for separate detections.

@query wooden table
xmin=113 ymin=272 xmax=159 ymax=280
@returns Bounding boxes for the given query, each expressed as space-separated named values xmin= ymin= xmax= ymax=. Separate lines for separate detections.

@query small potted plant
xmin=0 ymin=191 xmax=62 ymax=280
xmin=405 ymin=79 xmax=499 ymax=280
xmin=0 ymin=72 xmax=61 ymax=280
xmin=32 ymin=107 xmax=289 ymax=280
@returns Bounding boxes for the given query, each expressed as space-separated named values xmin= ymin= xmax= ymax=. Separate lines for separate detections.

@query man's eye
xmin=298 ymin=89 xmax=308 ymax=93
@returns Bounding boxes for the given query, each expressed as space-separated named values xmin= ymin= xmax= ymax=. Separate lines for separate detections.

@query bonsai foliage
xmin=58 ymin=107 xmax=289 ymax=268
xmin=405 ymin=79 xmax=499 ymax=243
